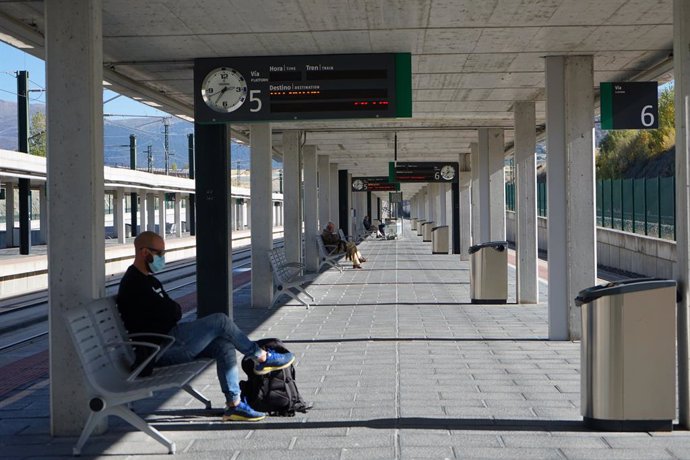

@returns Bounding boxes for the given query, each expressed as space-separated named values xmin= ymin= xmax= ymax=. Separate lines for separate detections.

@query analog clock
xmin=440 ymin=164 xmax=456 ymax=181
xmin=201 ymin=67 xmax=248 ymax=113
xmin=352 ymin=179 xmax=365 ymax=191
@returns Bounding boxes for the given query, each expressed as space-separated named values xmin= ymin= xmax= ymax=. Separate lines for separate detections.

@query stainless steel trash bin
xmin=431 ymin=226 xmax=449 ymax=254
xmin=469 ymin=241 xmax=507 ymax=304
xmin=416 ymin=219 xmax=426 ymax=236
xmin=422 ymin=221 xmax=434 ymax=242
xmin=576 ymin=279 xmax=677 ymax=432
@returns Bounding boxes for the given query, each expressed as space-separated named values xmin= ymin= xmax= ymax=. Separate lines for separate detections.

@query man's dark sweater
xmin=117 ymin=265 xmax=181 ymax=336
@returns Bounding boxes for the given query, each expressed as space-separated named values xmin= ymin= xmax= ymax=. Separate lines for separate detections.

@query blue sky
xmin=0 ymin=41 xmax=170 ymax=118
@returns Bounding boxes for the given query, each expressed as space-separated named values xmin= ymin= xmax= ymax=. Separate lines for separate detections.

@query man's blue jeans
xmin=156 ymin=312 xmax=262 ymax=405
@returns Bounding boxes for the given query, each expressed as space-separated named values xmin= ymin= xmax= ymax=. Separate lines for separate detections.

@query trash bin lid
xmin=431 ymin=225 xmax=448 ymax=231
xmin=574 ymin=278 xmax=677 ymax=306
xmin=468 ymin=241 xmax=508 ymax=254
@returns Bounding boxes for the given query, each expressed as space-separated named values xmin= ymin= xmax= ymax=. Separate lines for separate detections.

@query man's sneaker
xmin=223 ymin=399 xmax=266 ymax=421
xmin=254 ymin=349 xmax=295 ymax=375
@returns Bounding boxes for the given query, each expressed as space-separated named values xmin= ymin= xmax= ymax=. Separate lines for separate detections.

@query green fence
xmin=505 ymin=176 xmax=675 ymax=240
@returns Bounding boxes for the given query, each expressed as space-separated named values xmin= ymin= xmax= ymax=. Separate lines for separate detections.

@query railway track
xmin=0 ymin=240 xmax=282 ymax=354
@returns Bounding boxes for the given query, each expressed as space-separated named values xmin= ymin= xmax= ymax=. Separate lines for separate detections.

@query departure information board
xmin=194 ymin=53 xmax=412 ymax=123
xmin=390 ymin=162 xmax=459 ymax=183
xmin=351 ymin=176 xmax=399 ymax=192
xmin=600 ymin=82 xmax=658 ymax=130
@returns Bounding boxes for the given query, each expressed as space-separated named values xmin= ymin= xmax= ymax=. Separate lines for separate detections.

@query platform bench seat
xmin=64 ymin=296 xmax=214 ymax=456
xmin=268 ymin=247 xmax=317 ymax=308
xmin=315 ymin=234 xmax=345 ymax=273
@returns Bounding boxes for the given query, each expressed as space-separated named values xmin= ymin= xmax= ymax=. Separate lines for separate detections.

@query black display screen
xmin=391 ymin=162 xmax=459 ymax=183
xmin=194 ymin=53 xmax=411 ymax=123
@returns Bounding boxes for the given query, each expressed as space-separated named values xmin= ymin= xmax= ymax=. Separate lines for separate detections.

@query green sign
xmin=600 ymin=82 xmax=658 ymax=130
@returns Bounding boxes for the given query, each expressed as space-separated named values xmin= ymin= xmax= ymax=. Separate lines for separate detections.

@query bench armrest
xmin=107 ymin=340 xmax=162 ymax=381
xmin=128 ymin=333 xmax=176 ymax=361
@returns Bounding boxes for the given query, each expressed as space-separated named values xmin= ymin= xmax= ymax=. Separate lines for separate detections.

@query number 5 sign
xmin=600 ymin=82 xmax=658 ymax=130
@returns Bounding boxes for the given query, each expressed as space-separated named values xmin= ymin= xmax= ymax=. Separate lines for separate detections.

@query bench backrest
xmin=315 ymin=235 xmax=329 ymax=257
xmin=268 ymin=248 xmax=297 ymax=284
xmin=65 ymin=301 xmax=133 ymax=395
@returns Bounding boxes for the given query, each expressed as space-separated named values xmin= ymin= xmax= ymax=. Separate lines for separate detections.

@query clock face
xmin=201 ymin=67 xmax=248 ymax=113
xmin=440 ymin=165 xmax=456 ymax=181
xmin=352 ymin=179 xmax=365 ymax=191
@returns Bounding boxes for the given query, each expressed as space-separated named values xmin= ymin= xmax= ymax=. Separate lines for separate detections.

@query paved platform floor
xmin=1 ymin=224 xmax=689 ymax=459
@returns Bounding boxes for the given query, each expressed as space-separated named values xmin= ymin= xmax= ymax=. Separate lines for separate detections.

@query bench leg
xmin=183 ymin=384 xmax=212 ymax=409
xmin=111 ymin=405 xmax=176 ymax=454
xmin=73 ymin=410 xmax=104 ymax=456
xmin=296 ymin=285 xmax=315 ymax=302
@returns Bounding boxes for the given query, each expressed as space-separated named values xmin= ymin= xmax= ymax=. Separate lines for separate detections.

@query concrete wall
xmin=506 ymin=211 xmax=676 ymax=279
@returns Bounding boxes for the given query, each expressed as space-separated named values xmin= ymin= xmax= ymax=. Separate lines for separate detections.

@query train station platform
xmin=2 ymin=223 xmax=689 ymax=459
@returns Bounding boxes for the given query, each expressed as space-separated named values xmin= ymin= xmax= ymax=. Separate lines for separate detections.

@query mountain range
xmin=0 ymin=100 xmax=252 ymax=170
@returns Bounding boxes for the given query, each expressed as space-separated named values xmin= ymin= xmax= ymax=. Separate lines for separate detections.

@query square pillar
xmin=115 ymin=188 xmax=126 ymax=244
xmin=459 ymin=171 xmax=472 ymax=260
xmin=318 ymin=155 xmax=330 ymax=230
xmin=470 ymin=142 xmax=480 ymax=245
xmin=158 ymin=192 xmax=166 ymax=238
xmin=174 ymin=193 xmax=182 ymax=237
xmin=488 ymin=128 xmax=506 ymax=241
xmin=194 ymin=123 xmax=232 ymax=317
xmin=282 ymin=131 xmax=302 ymax=264
xmin=250 ymin=123 xmax=274 ymax=307
xmin=46 ymin=0 xmax=105 ymax=436
xmin=545 ymin=55 xmax=596 ymax=340
xmin=514 ymin=101 xmax=538 ymax=304
xmin=674 ymin=0 xmax=690 ymax=428
xmin=39 ymin=184 xmax=48 ymax=244
xmin=146 ymin=193 xmax=155 ymax=232
xmin=330 ymin=164 xmax=339 ymax=229
xmin=5 ymin=184 xmax=14 ymax=247
xmin=303 ymin=145 xmax=319 ymax=272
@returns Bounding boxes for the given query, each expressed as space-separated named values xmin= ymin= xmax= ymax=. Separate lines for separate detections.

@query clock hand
xmin=215 ymin=86 xmax=228 ymax=104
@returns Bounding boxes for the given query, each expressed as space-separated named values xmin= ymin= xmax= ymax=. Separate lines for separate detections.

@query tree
xmin=28 ymin=112 xmax=46 ymax=157
xmin=596 ymin=85 xmax=675 ymax=179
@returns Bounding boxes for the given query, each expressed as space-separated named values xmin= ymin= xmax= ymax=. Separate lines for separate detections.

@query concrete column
xmin=46 ymin=0 xmax=105 ymax=436
xmin=282 ymin=131 xmax=301 ymax=264
xmin=438 ymin=183 xmax=447 ymax=226
xmin=417 ymin=186 xmax=422 ymax=223
xmin=158 ymin=192 xmax=166 ymax=238
xmin=477 ymin=131 xmax=491 ymax=242
xmin=488 ymin=128 xmax=506 ymax=241
xmin=370 ymin=192 xmax=378 ymax=221
xmin=470 ymin=142 xmax=480 ymax=245
xmin=5 ymin=184 xmax=14 ymax=247
xmin=115 ymin=188 xmax=126 ymax=244
xmin=174 ymin=193 xmax=182 ymax=237
xmin=329 ymin=164 xmax=339 ymax=229
xmin=346 ymin=172 xmax=353 ymax=236
xmin=318 ymin=155 xmax=330 ymax=230
xmin=146 ymin=193 xmax=155 ymax=232
xmin=427 ymin=184 xmax=435 ymax=224
xmin=545 ymin=55 xmax=596 ymax=340
xmin=674 ymin=0 xmax=690 ymax=428
xmin=459 ymin=172 xmax=472 ymax=260
xmin=185 ymin=195 xmax=191 ymax=233
xmin=303 ymin=145 xmax=319 ymax=272
xmin=39 ymin=184 xmax=48 ymax=244
xmin=250 ymin=123 xmax=273 ymax=307
xmin=514 ymin=101 xmax=538 ymax=304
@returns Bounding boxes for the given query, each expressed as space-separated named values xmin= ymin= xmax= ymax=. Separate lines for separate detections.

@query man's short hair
xmin=134 ymin=231 xmax=162 ymax=251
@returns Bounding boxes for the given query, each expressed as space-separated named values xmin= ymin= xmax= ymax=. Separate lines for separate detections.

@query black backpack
xmin=239 ymin=338 xmax=311 ymax=416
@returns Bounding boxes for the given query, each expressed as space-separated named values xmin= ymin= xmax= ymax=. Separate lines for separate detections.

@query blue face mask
xmin=149 ymin=254 xmax=166 ymax=273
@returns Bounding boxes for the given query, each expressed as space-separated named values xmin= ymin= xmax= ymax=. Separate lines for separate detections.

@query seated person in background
xmin=378 ymin=220 xmax=386 ymax=238
xmin=363 ymin=215 xmax=372 ymax=231
xmin=321 ymin=221 xmax=347 ymax=253
xmin=117 ymin=231 xmax=295 ymax=422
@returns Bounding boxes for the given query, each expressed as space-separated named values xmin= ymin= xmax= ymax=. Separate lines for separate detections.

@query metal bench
xmin=268 ymin=247 xmax=317 ymax=309
xmin=65 ymin=297 xmax=213 ymax=456
xmin=315 ymin=234 xmax=344 ymax=273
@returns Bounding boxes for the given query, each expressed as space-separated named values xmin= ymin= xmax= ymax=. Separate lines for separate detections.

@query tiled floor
xmin=1 ymin=224 xmax=688 ymax=459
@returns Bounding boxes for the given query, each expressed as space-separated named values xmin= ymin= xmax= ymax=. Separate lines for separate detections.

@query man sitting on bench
xmin=117 ymin=231 xmax=295 ymax=422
